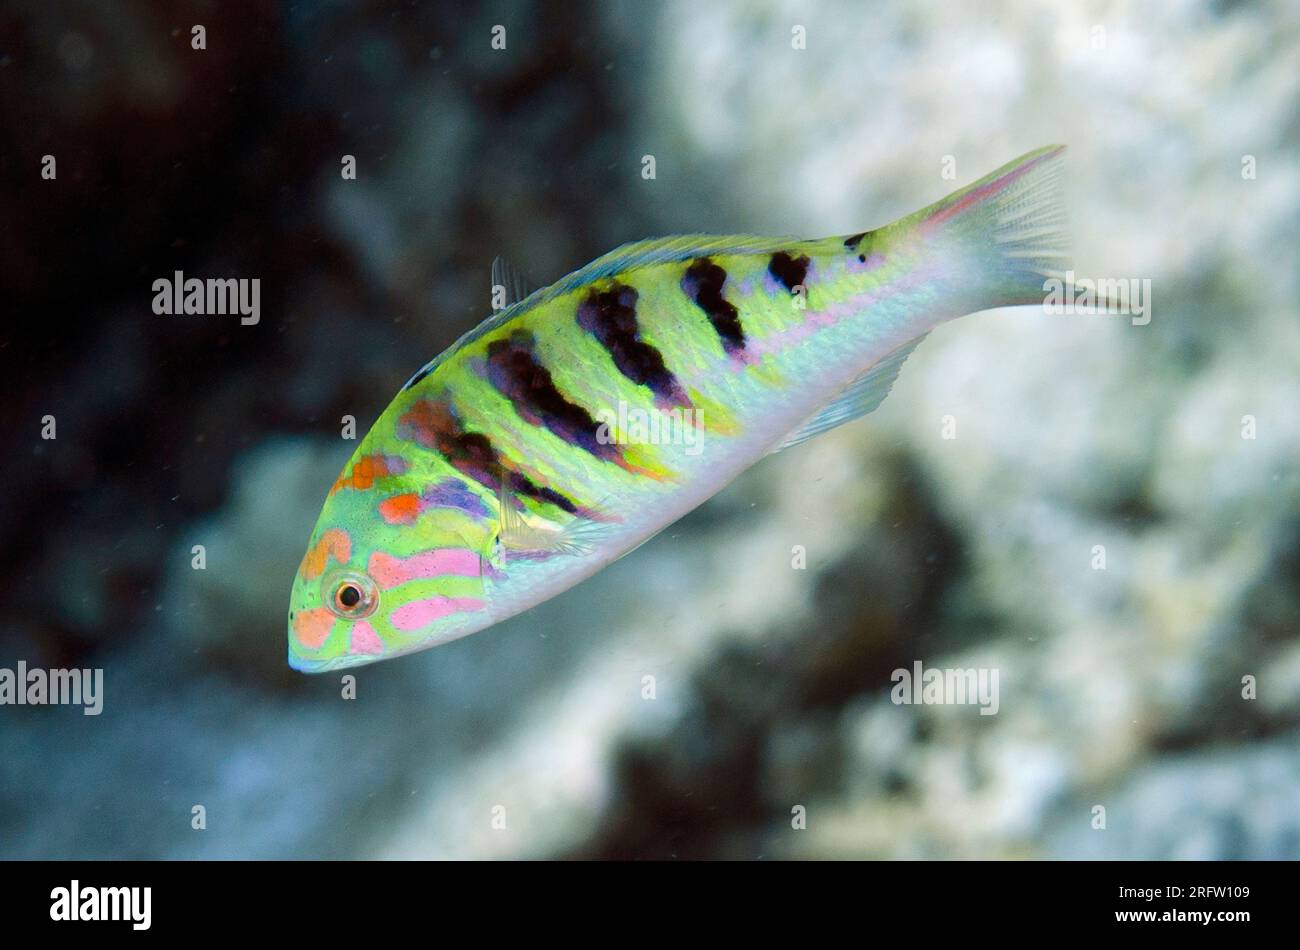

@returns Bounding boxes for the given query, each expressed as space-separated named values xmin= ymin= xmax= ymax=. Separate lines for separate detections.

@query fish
xmin=288 ymin=145 xmax=1070 ymax=671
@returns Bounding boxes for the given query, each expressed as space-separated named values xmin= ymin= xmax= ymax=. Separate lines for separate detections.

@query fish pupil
xmin=338 ymin=584 xmax=361 ymax=608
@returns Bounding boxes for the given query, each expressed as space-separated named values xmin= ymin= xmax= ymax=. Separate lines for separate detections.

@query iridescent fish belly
xmin=289 ymin=145 xmax=1070 ymax=670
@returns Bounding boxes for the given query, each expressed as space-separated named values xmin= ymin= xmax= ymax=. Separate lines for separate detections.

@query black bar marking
xmin=682 ymin=258 xmax=745 ymax=355
xmin=485 ymin=331 xmax=620 ymax=462
xmin=395 ymin=397 xmax=580 ymax=514
xmin=577 ymin=282 xmax=689 ymax=408
xmin=768 ymin=251 xmax=810 ymax=293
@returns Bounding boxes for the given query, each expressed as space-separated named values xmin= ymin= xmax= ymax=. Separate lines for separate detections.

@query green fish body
xmin=289 ymin=145 xmax=1069 ymax=671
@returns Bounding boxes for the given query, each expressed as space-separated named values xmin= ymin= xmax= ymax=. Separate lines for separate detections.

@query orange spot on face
xmin=329 ymin=454 xmax=400 ymax=496
xmin=292 ymin=607 xmax=336 ymax=650
xmin=379 ymin=493 xmax=422 ymax=525
xmin=300 ymin=528 xmax=351 ymax=580
xmin=352 ymin=456 xmax=375 ymax=490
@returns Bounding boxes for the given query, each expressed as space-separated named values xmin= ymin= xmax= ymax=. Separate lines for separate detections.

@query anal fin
xmin=773 ymin=333 xmax=928 ymax=453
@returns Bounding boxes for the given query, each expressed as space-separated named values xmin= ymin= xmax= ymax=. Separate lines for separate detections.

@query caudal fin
xmin=905 ymin=144 xmax=1071 ymax=309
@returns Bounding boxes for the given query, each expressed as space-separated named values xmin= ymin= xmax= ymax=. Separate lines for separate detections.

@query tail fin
xmin=902 ymin=144 xmax=1070 ymax=309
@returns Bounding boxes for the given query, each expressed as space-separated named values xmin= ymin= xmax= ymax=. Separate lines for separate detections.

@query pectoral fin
xmin=495 ymin=478 xmax=616 ymax=559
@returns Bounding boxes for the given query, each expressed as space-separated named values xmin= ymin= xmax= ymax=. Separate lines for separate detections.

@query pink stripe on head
xmin=368 ymin=549 xmax=483 ymax=590
xmin=349 ymin=621 xmax=384 ymax=655
xmin=390 ymin=596 xmax=486 ymax=632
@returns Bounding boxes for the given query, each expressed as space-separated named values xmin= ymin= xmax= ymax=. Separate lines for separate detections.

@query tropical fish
xmin=288 ymin=145 xmax=1070 ymax=671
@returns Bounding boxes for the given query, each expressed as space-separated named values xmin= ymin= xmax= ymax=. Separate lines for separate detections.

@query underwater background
xmin=2 ymin=0 xmax=1298 ymax=859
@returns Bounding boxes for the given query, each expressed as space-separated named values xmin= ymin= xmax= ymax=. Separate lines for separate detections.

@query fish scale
xmin=288 ymin=145 xmax=1070 ymax=671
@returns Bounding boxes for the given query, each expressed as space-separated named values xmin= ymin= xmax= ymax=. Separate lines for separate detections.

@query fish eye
xmin=323 ymin=570 xmax=378 ymax=620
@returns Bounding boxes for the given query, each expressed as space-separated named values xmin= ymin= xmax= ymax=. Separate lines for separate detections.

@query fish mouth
xmin=287 ymin=646 xmax=373 ymax=674
xmin=287 ymin=647 xmax=323 ymax=674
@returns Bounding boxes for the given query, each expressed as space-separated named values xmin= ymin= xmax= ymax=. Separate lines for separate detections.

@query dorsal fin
xmin=772 ymin=334 xmax=928 ymax=453
xmin=555 ymin=234 xmax=796 ymax=293
xmin=404 ymin=236 xmax=812 ymax=391
xmin=491 ymin=256 xmax=535 ymax=308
